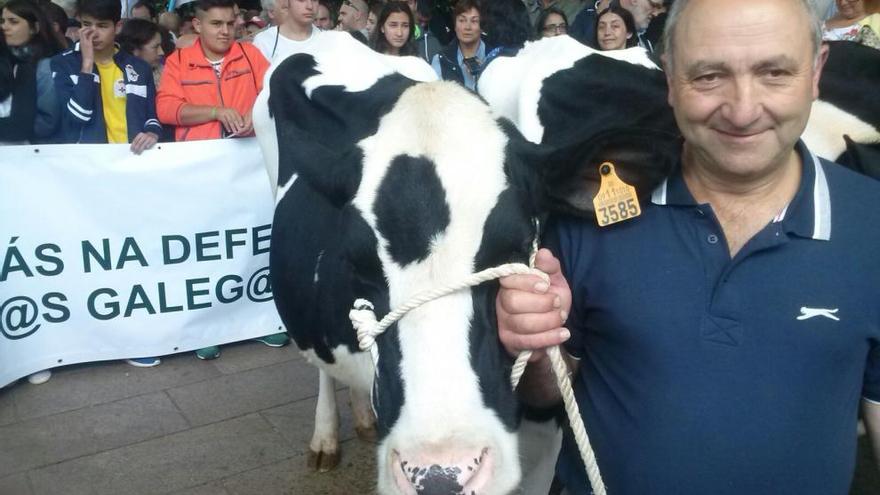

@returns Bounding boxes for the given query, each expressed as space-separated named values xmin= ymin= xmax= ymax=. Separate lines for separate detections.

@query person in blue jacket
xmin=50 ymin=0 xmax=160 ymax=153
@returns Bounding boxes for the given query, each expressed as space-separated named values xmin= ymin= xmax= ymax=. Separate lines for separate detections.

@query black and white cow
xmin=255 ymin=32 xmax=675 ymax=494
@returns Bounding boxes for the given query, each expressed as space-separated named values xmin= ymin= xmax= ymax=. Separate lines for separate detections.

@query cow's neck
xmin=682 ymin=146 xmax=801 ymax=258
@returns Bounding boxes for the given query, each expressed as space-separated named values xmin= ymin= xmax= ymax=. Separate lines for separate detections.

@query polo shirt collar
xmin=650 ymin=140 xmax=832 ymax=241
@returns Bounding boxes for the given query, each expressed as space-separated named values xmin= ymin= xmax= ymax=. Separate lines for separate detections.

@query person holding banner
xmin=48 ymin=0 xmax=161 ymax=153
xmin=156 ymin=0 xmax=286 ymax=360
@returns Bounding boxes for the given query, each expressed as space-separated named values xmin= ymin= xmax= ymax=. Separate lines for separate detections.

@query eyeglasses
xmin=543 ymin=23 xmax=567 ymax=34
xmin=343 ymin=0 xmax=360 ymax=12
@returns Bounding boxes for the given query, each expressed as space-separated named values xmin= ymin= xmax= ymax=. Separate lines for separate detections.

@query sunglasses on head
xmin=343 ymin=0 xmax=360 ymax=11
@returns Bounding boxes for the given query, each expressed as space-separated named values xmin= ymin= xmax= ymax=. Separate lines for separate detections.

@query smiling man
xmin=497 ymin=0 xmax=880 ymax=494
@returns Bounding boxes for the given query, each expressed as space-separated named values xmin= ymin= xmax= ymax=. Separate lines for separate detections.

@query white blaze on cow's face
xmin=350 ymin=82 xmax=523 ymax=495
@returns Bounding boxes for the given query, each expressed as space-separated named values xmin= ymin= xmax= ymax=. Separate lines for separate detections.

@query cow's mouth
xmin=390 ymin=447 xmax=493 ymax=495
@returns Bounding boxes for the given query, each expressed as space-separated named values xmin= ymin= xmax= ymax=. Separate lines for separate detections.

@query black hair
xmin=41 ymin=1 xmax=69 ymax=34
xmin=130 ymin=0 xmax=157 ymax=19
xmin=452 ymin=0 xmax=479 ymax=19
xmin=195 ymin=0 xmax=236 ymax=15
xmin=481 ymin=0 xmax=530 ymax=50
xmin=2 ymin=0 xmax=65 ymax=60
xmin=0 ymin=37 xmax=13 ymax=101
xmin=535 ymin=6 xmax=567 ymax=38
xmin=317 ymin=0 xmax=336 ymax=26
xmin=76 ymin=0 xmax=121 ymax=23
xmin=117 ymin=18 xmax=160 ymax=54
xmin=159 ymin=25 xmax=175 ymax=55
xmin=596 ymin=3 xmax=638 ymax=49
xmin=371 ymin=1 xmax=416 ymax=56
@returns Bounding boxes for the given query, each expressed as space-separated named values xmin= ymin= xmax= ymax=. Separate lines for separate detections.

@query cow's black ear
xmin=540 ymin=128 xmax=681 ymax=217
xmin=837 ymin=135 xmax=880 ymax=180
xmin=268 ymin=53 xmax=419 ymax=205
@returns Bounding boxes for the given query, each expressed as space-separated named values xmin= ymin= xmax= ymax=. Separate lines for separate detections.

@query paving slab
xmin=211 ymin=340 xmax=301 ymax=376
xmin=0 ymin=472 xmax=32 ymax=495
xmin=222 ymin=439 xmax=377 ymax=495
xmin=0 ymin=392 xmax=189 ymax=478
xmin=12 ymin=354 xmax=223 ymax=420
xmin=261 ymin=389 xmax=360 ymax=453
xmin=0 ymin=387 xmax=16 ymax=426
xmin=166 ymin=359 xmax=318 ymax=427
xmin=27 ymin=414 xmax=296 ymax=495
xmin=168 ymin=481 xmax=232 ymax=495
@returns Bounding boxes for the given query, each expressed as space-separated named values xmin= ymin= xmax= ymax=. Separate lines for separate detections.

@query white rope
xmin=348 ymin=235 xmax=606 ymax=495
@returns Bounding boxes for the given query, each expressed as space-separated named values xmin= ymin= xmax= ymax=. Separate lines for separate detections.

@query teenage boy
xmin=157 ymin=0 xmax=286 ymax=359
xmin=157 ymin=0 xmax=268 ymax=141
xmin=50 ymin=0 xmax=160 ymax=153
xmin=252 ymin=0 xmax=319 ymax=63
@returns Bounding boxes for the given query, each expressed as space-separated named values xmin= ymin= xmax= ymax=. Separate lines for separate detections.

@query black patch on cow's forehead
xmin=373 ymin=155 xmax=451 ymax=267
xmin=821 ymin=41 xmax=880 ymax=132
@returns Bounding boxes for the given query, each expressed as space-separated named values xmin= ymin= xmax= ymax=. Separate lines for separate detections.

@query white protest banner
xmin=0 ymin=138 xmax=283 ymax=387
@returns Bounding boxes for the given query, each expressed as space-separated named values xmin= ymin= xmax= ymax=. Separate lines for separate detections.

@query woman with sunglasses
xmin=537 ymin=7 xmax=568 ymax=38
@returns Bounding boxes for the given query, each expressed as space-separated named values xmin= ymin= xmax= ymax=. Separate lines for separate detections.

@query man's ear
xmin=115 ymin=19 xmax=122 ymax=34
xmin=192 ymin=17 xmax=202 ymax=34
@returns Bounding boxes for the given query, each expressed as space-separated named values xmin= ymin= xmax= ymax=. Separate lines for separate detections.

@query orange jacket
xmin=157 ymin=39 xmax=269 ymax=141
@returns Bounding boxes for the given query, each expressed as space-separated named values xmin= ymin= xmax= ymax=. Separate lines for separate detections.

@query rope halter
xmin=347 ymin=227 xmax=607 ymax=495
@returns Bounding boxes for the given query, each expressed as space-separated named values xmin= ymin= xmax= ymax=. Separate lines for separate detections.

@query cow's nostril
xmin=392 ymin=448 xmax=492 ymax=495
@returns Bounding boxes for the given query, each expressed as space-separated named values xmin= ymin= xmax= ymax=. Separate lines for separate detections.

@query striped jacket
xmin=49 ymin=43 xmax=161 ymax=144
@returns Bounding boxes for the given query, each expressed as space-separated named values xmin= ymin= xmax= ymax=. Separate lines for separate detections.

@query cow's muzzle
xmin=390 ymin=447 xmax=493 ymax=495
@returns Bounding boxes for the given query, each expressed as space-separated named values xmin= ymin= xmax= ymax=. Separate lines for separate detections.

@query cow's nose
xmin=391 ymin=447 xmax=492 ymax=495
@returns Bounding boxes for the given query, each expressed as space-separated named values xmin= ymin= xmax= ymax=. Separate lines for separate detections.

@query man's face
xmin=131 ymin=5 xmax=152 ymax=20
xmin=79 ymin=14 xmax=118 ymax=52
xmin=621 ymin=0 xmax=652 ymax=30
xmin=454 ymin=7 xmax=480 ymax=45
xmin=666 ymin=0 xmax=827 ymax=181
xmin=337 ymin=0 xmax=363 ymax=30
xmin=288 ymin=0 xmax=317 ymax=25
xmin=194 ymin=7 xmax=235 ymax=56
xmin=314 ymin=3 xmax=332 ymax=29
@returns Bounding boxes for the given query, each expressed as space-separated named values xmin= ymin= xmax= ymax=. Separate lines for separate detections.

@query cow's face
xmin=344 ymin=82 xmax=538 ymax=495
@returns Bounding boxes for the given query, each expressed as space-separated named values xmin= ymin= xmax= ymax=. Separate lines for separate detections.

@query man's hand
xmin=232 ymin=110 xmax=254 ymax=137
xmin=863 ymin=399 xmax=880 ymax=471
xmin=497 ymin=248 xmax=572 ymax=362
xmin=79 ymin=27 xmax=95 ymax=71
xmin=215 ymin=107 xmax=246 ymax=135
xmin=130 ymin=132 xmax=158 ymax=154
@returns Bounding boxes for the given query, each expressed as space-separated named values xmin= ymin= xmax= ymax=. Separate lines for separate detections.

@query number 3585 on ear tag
xmin=592 ymin=162 xmax=642 ymax=227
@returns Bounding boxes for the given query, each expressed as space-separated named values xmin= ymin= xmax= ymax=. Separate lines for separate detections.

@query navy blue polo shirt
xmin=551 ymin=141 xmax=880 ymax=495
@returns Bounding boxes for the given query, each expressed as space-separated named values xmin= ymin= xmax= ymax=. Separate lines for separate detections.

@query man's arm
xmin=497 ymin=248 xmax=573 ymax=407
xmin=863 ymin=399 xmax=880 ymax=471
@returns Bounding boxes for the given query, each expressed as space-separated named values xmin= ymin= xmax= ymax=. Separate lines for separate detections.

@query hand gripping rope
xmin=348 ymin=225 xmax=607 ymax=495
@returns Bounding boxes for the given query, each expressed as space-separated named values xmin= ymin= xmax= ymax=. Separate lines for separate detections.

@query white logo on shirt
xmin=125 ymin=64 xmax=138 ymax=82
xmin=797 ymin=307 xmax=840 ymax=321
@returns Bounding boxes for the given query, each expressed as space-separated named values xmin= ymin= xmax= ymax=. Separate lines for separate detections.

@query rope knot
xmin=350 ymin=298 xmax=379 ymax=351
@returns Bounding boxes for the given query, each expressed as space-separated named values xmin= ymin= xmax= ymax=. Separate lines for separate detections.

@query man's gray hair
xmin=261 ymin=0 xmax=276 ymax=12
xmin=662 ymin=0 xmax=824 ymax=67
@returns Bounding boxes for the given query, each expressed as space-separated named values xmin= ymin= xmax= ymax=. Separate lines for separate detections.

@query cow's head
xmin=258 ymin=33 xmax=677 ymax=494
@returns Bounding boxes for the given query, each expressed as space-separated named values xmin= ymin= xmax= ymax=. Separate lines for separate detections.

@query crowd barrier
xmin=0 ymin=138 xmax=283 ymax=387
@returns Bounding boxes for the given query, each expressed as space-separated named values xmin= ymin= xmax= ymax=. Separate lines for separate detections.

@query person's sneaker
xmin=254 ymin=333 xmax=290 ymax=348
xmin=27 ymin=370 xmax=52 ymax=384
xmin=126 ymin=357 xmax=161 ymax=368
xmin=195 ymin=346 xmax=220 ymax=360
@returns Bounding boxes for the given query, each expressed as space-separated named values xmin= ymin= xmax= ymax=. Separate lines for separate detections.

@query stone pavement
xmin=0 ymin=341 xmax=376 ymax=495
xmin=1 ymin=340 xmax=878 ymax=495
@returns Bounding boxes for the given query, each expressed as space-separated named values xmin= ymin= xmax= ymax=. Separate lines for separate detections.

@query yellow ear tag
xmin=592 ymin=162 xmax=642 ymax=227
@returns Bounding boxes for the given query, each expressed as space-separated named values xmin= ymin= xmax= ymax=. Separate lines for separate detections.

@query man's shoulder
xmin=822 ymin=158 xmax=880 ymax=200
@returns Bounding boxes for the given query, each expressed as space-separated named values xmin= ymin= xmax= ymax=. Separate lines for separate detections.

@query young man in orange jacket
xmin=156 ymin=0 xmax=286 ymax=358
xmin=157 ymin=0 xmax=269 ymax=141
